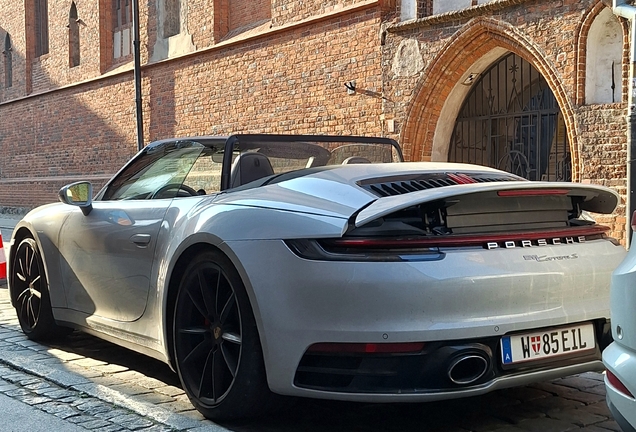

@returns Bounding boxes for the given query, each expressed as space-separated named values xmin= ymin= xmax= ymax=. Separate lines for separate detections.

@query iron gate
xmin=449 ymin=52 xmax=571 ymax=181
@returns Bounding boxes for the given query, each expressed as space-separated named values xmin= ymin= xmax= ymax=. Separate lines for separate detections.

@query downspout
xmin=613 ymin=0 xmax=636 ymax=247
xmin=132 ymin=0 xmax=144 ymax=152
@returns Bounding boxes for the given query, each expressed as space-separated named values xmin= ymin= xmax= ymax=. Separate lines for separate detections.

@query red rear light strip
xmin=329 ymin=225 xmax=609 ymax=249
xmin=497 ymin=189 xmax=570 ymax=197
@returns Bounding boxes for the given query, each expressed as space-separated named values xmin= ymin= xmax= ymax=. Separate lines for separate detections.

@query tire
xmin=172 ymin=250 xmax=276 ymax=421
xmin=11 ymin=237 xmax=71 ymax=341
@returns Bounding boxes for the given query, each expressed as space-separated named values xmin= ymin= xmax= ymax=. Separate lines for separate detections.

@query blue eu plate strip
xmin=501 ymin=336 xmax=512 ymax=364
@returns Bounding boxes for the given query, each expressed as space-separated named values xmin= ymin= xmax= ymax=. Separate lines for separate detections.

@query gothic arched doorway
xmin=448 ymin=52 xmax=571 ymax=181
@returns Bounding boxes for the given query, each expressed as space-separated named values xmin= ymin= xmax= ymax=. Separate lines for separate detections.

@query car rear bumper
xmin=225 ymin=237 xmax=622 ymax=400
xmin=603 ymin=342 xmax=636 ymax=431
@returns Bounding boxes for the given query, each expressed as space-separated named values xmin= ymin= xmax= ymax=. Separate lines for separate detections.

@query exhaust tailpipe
xmin=447 ymin=354 xmax=489 ymax=385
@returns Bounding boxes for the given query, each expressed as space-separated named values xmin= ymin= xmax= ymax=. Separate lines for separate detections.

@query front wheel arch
xmin=8 ymin=228 xmax=43 ymax=306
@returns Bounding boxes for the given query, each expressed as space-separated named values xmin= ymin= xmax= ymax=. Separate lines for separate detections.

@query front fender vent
xmin=358 ymin=173 xmax=521 ymax=197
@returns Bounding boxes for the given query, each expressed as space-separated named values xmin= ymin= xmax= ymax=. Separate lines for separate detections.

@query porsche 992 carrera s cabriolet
xmin=7 ymin=134 xmax=625 ymax=420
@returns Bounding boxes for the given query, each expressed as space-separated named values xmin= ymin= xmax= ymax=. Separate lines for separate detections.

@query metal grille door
xmin=449 ymin=53 xmax=571 ymax=181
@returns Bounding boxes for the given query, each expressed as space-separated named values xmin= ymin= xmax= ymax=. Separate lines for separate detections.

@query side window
xmin=101 ymin=141 xmax=205 ymax=200
xmin=182 ymin=152 xmax=223 ymax=195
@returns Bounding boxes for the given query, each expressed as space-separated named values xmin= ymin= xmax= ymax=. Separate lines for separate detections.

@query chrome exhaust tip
xmin=447 ymin=354 xmax=489 ymax=385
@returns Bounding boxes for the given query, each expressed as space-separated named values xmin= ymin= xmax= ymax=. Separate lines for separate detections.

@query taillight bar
xmin=497 ymin=189 xmax=570 ymax=197
xmin=326 ymin=225 xmax=609 ymax=249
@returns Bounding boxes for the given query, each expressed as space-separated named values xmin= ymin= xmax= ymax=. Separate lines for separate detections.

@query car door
xmin=57 ymin=200 xmax=169 ymax=321
xmin=56 ymin=139 xmax=210 ymax=322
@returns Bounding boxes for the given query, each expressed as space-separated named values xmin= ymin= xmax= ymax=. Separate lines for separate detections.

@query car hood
xmin=212 ymin=163 xmax=620 ymax=225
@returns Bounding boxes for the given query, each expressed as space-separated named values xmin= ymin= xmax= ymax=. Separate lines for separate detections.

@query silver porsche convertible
xmin=7 ymin=134 xmax=625 ymax=420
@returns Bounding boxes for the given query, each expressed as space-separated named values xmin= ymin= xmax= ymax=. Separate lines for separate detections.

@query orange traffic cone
xmin=0 ymin=232 xmax=6 ymax=281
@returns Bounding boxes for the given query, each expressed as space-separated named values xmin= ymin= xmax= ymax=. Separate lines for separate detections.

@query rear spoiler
xmin=354 ymin=182 xmax=619 ymax=227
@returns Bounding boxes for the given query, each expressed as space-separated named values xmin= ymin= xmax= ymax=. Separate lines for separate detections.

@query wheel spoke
xmin=18 ymin=296 xmax=30 ymax=325
xmin=198 ymin=269 xmax=219 ymax=320
xmin=198 ymin=350 xmax=214 ymax=400
xmin=219 ymin=294 xmax=236 ymax=323
xmin=16 ymin=287 xmax=31 ymax=303
xmin=178 ymin=326 xmax=208 ymax=335
xmin=28 ymin=297 xmax=37 ymax=326
xmin=221 ymin=343 xmax=238 ymax=378
xmin=212 ymin=348 xmax=228 ymax=402
xmin=186 ymin=290 xmax=209 ymax=322
xmin=26 ymin=247 xmax=34 ymax=277
xmin=16 ymin=271 xmax=26 ymax=282
xmin=182 ymin=339 xmax=213 ymax=367
xmin=221 ymin=331 xmax=241 ymax=344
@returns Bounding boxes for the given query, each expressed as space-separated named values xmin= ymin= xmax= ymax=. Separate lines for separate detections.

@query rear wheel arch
xmin=164 ymin=242 xmax=262 ymax=369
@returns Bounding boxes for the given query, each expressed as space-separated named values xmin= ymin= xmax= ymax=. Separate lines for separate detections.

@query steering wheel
xmin=150 ymin=183 xmax=198 ymax=199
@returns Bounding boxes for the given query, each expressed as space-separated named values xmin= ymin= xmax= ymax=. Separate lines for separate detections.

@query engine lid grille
xmin=358 ymin=173 xmax=521 ymax=197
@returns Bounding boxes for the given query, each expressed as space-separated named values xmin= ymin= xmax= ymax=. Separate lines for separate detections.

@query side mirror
xmin=59 ymin=181 xmax=93 ymax=216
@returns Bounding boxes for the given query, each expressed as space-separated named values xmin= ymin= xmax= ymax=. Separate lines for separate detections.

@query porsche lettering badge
xmin=485 ymin=236 xmax=586 ymax=250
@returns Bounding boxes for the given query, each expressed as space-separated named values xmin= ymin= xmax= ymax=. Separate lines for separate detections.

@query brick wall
xmin=230 ymin=0 xmax=270 ymax=31
xmin=577 ymin=104 xmax=628 ymax=241
xmin=0 ymin=1 xmax=27 ymax=101
xmin=272 ymin=0 xmax=370 ymax=26
xmin=0 ymin=3 xmax=383 ymax=209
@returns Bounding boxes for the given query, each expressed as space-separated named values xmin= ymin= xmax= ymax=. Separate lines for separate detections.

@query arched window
xmin=163 ymin=0 xmax=181 ymax=38
xmin=585 ymin=8 xmax=622 ymax=104
xmin=3 ymin=34 xmax=12 ymax=88
xmin=449 ymin=52 xmax=571 ymax=181
xmin=69 ymin=2 xmax=80 ymax=67
xmin=35 ymin=0 xmax=49 ymax=57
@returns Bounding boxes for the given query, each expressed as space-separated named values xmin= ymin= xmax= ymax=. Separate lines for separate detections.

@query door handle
xmin=130 ymin=233 xmax=151 ymax=247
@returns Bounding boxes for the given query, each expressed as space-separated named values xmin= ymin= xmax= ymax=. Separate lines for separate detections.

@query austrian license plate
xmin=501 ymin=323 xmax=595 ymax=365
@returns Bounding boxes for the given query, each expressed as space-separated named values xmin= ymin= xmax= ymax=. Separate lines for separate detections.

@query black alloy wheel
xmin=11 ymin=236 xmax=70 ymax=340
xmin=173 ymin=250 xmax=275 ymax=420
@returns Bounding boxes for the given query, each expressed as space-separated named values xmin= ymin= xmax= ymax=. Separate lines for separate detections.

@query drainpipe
xmin=613 ymin=0 xmax=636 ymax=247
xmin=132 ymin=0 xmax=144 ymax=152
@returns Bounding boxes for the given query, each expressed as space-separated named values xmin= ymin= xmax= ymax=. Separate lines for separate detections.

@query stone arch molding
xmin=401 ymin=17 xmax=581 ymax=181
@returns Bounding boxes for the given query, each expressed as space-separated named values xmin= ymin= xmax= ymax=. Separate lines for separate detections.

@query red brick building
xmin=0 ymin=0 xmax=630 ymax=240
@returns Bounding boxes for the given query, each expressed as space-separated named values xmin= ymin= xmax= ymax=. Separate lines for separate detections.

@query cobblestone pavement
xmin=0 ymin=283 xmax=626 ymax=432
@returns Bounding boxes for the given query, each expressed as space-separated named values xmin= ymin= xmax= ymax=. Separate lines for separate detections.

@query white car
xmin=7 ymin=134 xmax=625 ymax=420
xmin=604 ymin=215 xmax=636 ymax=432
